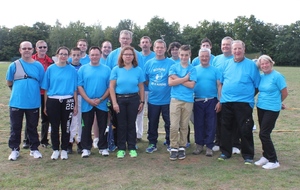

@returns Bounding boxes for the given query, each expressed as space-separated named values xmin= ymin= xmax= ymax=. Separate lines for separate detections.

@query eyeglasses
xmin=21 ymin=47 xmax=33 ymax=50
xmin=38 ymin=46 xmax=47 ymax=49
xmin=123 ymin=54 xmax=134 ymax=56
xmin=121 ymin=37 xmax=130 ymax=40
xmin=58 ymin=53 xmax=68 ymax=56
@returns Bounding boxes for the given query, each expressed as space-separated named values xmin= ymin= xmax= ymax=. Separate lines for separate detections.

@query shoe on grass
xmin=61 ymin=150 xmax=68 ymax=160
xmin=254 ymin=156 xmax=269 ymax=166
xmin=81 ymin=149 xmax=91 ymax=158
xmin=22 ymin=142 xmax=29 ymax=149
xmin=218 ymin=154 xmax=228 ymax=161
xmin=212 ymin=145 xmax=220 ymax=152
xmin=244 ymin=159 xmax=253 ymax=165
xmin=205 ymin=148 xmax=213 ymax=157
xmin=99 ymin=149 xmax=109 ymax=156
xmin=51 ymin=150 xmax=60 ymax=160
xmin=30 ymin=150 xmax=42 ymax=159
xmin=129 ymin=150 xmax=137 ymax=158
xmin=232 ymin=147 xmax=241 ymax=154
xmin=8 ymin=150 xmax=20 ymax=161
xmin=178 ymin=147 xmax=186 ymax=160
xmin=146 ymin=144 xmax=157 ymax=153
xmin=192 ymin=144 xmax=203 ymax=155
xmin=262 ymin=162 xmax=280 ymax=169
xmin=117 ymin=150 xmax=126 ymax=159
xmin=169 ymin=148 xmax=178 ymax=161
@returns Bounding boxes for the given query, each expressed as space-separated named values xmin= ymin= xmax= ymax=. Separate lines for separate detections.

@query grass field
xmin=0 ymin=62 xmax=299 ymax=190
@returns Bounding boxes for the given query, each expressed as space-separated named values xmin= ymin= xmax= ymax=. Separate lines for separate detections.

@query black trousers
xmin=257 ymin=108 xmax=280 ymax=162
xmin=46 ymin=97 xmax=74 ymax=151
xmin=81 ymin=107 xmax=108 ymax=150
xmin=116 ymin=94 xmax=140 ymax=150
xmin=220 ymin=102 xmax=254 ymax=160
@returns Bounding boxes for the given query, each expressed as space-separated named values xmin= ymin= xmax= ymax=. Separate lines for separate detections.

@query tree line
xmin=0 ymin=15 xmax=299 ymax=66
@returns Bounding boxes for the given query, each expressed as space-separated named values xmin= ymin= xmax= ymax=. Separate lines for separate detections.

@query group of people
xmin=6 ymin=30 xmax=288 ymax=169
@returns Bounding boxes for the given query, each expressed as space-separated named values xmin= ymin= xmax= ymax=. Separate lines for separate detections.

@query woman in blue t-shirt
xmin=109 ymin=46 xmax=145 ymax=159
xmin=254 ymin=55 xmax=288 ymax=169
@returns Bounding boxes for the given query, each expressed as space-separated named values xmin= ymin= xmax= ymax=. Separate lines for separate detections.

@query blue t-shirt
xmin=110 ymin=66 xmax=145 ymax=94
xmin=192 ymin=54 xmax=215 ymax=66
xmin=106 ymin=47 xmax=144 ymax=70
xmin=170 ymin=57 xmax=181 ymax=64
xmin=139 ymin=51 xmax=156 ymax=92
xmin=144 ymin=57 xmax=175 ymax=105
xmin=6 ymin=59 xmax=44 ymax=109
xmin=220 ymin=58 xmax=260 ymax=108
xmin=78 ymin=63 xmax=111 ymax=112
xmin=194 ymin=65 xmax=220 ymax=98
xmin=68 ymin=54 xmax=90 ymax=65
xmin=211 ymin=54 xmax=233 ymax=69
xmin=169 ymin=63 xmax=197 ymax=103
xmin=256 ymin=70 xmax=287 ymax=112
xmin=42 ymin=64 xmax=77 ymax=96
xmin=100 ymin=57 xmax=108 ymax=66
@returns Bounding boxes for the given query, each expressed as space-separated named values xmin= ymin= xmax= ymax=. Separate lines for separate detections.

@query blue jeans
xmin=147 ymin=103 xmax=170 ymax=146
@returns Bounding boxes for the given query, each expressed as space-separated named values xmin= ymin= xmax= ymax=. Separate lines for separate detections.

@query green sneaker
xmin=129 ymin=150 xmax=137 ymax=158
xmin=117 ymin=150 xmax=125 ymax=159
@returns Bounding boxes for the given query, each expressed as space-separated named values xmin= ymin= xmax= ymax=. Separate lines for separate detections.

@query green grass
xmin=0 ymin=62 xmax=300 ymax=190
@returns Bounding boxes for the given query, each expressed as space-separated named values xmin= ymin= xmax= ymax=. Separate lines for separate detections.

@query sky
xmin=1 ymin=0 xmax=298 ymax=29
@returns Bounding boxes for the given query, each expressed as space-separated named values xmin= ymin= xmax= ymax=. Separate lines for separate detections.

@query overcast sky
xmin=1 ymin=0 xmax=298 ymax=28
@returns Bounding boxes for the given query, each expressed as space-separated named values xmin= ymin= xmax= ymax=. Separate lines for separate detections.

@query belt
xmin=116 ymin=93 xmax=138 ymax=98
xmin=194 ymin=97 xmax=215 ymax=102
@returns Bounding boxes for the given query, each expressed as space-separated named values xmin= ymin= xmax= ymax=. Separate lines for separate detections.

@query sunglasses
xmin=38 ymin=46 xmax=47 ymax=49
xmin=21 ymin=47 xmax=33 ymax=50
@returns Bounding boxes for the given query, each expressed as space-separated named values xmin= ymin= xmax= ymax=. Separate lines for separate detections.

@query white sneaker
xmin=81 ymin=149 xmax=91 ymax=158
xmin=99 ymin=149 xmax=109 ymax=156
xmin=254 ymin=156 xmax=269 ymax=166
xmin=8 ymin=150 xmax=20 ymax=161
xmin=232 ymin=147 xmax=241 ymax=154
xmin=60 ymin=150 xmax=68 ymax=160
xmin=262 ymin=162 xmax=280 ymax=169
xmin=93 ymin=138 xmax=99 ymax=148
xmin=30 ymin=150 xmax=42 ymax=159
xmin=51 ymin=150 xmax=60 ymax=160
xmin=212 ymin=145 xmax=220 ymax=152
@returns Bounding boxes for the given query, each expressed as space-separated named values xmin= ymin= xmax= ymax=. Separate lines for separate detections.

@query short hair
xmin=35 ymin=40 xmax=47 ymax=47
xmin=256 ymin=54 xmax=275 ymax=69
xmin=198 ymin=48 xmax=211 ymax=56
xmin=101 ymin=40 xmax=112 ymax=48
xmin=77 ymin=39 xmax=88 ymax=46
xmin=118 ymin=46 xmax=138 ymax=68
xmin=89 ymin=46 xmax=102 ymax=54
xmin=232 ymin=40 xmax=245 ymax=48
xmin=71 ymin=47 xmax=81 ymax=52
xmin=222 ymin=36 xmax=234 ymax=43
xmin=56 ymin=46 xmax=70 ymax=55
xmin=167 ymin=42 xmax=181 ymax=55
xmin=140 ymin=36 xmax=152 ymax=43
xmin=153 ymin=39 xmax=166 ymax=48
xmin=201 ymin=37 xmax=212 ymax=46
xmin=119 ymin=30 xmax=133 ymax=39
xmin=179 ymin=45 xmax=191 ymax=52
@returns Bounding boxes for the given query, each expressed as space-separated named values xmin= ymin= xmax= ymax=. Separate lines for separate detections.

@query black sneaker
xmin=178 ymin=147 xmax=186 ymax=160
xmin=67 ymin=143 xmax=73 ymax=154
xmin=169 ymin=148 xmax=178 ymax=161
xmin=77 ymin=142 xmax=83 ymax=154
xmin=22 ymin=142 xmax=29 ymax=149
xmin=41 ymin=143 xmax=51 ymax=148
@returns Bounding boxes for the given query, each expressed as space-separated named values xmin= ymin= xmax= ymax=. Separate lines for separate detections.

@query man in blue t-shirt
xmin=144 ymin=39 xmax=175 ymax=154
xmin=218 ymin=40 xmax=260 ymax=165
xmin=6 ymin=41 xmax=45 ymax=161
